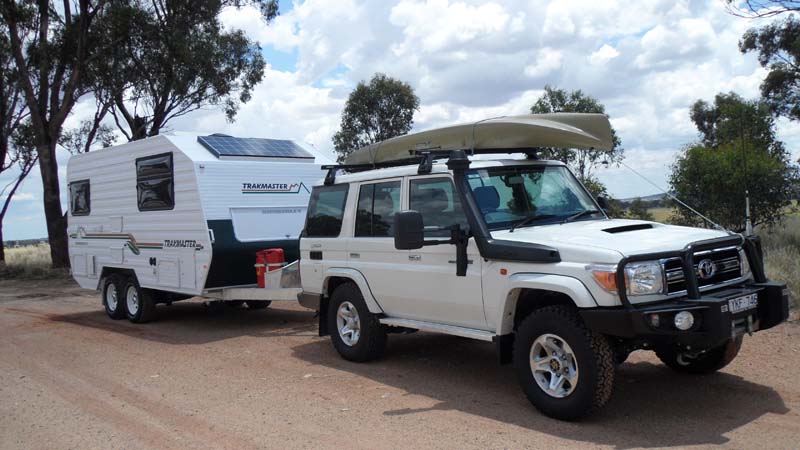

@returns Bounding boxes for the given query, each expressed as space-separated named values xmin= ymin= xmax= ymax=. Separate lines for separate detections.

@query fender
xmin=323 ymin=267 xmax=384 ymax=313
xmin=496 ymin=273 xmax=599 ymax=335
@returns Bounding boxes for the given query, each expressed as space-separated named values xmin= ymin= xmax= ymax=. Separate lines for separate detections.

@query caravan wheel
xmin=123 ymin=279 xmax=156 ymax=323
xmin=102 ymin=276 xmax=125 ymax=320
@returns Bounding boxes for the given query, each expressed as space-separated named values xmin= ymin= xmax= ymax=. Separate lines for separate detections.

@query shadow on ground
xmin=45 ymin=301 xmax=318 ymax=345
xmin=291 ymin=332 xmax=789 ymax=449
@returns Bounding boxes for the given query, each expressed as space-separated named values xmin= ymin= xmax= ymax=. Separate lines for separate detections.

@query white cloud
xmin=589 ymin=44 xmax=620 ymax=66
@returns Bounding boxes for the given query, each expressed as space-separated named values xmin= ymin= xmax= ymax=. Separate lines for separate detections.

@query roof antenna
xmin=618 ymin=160 xmax=732 ymax=234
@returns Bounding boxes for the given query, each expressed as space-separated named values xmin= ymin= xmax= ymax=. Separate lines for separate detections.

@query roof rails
xmin=321 ymin=148 xmax=540 ymax=185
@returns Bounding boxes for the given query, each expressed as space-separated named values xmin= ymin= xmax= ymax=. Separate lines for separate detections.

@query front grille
xmin=663 ymin=247 xmax=742 ymax=294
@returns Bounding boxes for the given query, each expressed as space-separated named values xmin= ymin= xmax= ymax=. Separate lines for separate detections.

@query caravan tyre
xmin=102 ymin=275 xmax=125 ymax=320
xmin=328 ymin=283 xmax=386 ymax=362
xmin=123 ymin=279 xmax=157 ymax=323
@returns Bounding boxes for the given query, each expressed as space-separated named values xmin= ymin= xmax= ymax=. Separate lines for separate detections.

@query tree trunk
xmin=37 ymin=141 xmax=69 ymax=268
xmin=0 ymin=223 xmax=5 ymax=264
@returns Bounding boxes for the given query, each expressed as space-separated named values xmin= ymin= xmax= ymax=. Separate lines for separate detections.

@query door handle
xmin=409 ymin=254 xmax=421 ymax=261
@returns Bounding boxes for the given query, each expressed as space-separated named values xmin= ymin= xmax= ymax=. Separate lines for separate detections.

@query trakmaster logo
xmin=241 ymin=182 xmax=310 ymax=194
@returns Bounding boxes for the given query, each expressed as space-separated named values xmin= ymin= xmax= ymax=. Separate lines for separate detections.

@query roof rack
xmin=322 ymin=148 xmax=540 ymax=185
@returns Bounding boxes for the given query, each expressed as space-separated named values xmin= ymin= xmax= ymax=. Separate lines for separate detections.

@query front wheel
xmin=513 ymin=305 xmax=615 ymax=421
xmin=656 ymin=336 xmax=742 ymax=374
xmin=327 ymin=283 xmax=386 ymax=362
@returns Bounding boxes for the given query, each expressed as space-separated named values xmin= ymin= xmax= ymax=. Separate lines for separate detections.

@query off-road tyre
xmin=123 ymin=278 xmax=157 ymax=323
xmin=102 ymin=275 xmax=126 ymax=320
xmin=328 ymin=283 xmax=386 ymax=362
xmin=513 ymin=305 xmax=615 ymax=421
xmin=246 ymin=301 xmax=271 ymax=310
xmin=656 ymin=336 xmax=742 ymax=375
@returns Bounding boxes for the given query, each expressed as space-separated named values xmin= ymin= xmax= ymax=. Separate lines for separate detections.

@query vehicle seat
xmin=473 ymin=186 xmax=500 ymax=213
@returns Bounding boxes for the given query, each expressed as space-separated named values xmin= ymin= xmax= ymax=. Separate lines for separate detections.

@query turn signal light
xmin=589 ymin=266 xmax=618 ymax=293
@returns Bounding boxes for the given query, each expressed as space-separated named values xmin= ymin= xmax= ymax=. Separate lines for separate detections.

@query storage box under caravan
xmin=66 ymin=133 xmax=332 ymax=297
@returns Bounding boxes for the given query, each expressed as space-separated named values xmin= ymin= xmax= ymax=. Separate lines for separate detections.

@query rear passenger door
xmin=345 ymin=179 xmax=409 ymax=311
xmin=392 ymin=176 xmax=486 ymax=329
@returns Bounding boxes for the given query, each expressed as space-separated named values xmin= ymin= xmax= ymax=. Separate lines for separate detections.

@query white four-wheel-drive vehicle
xmin=297 ymin=114 xmax=790 ymax=420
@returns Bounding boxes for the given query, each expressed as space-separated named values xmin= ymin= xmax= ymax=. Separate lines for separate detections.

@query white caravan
xmin=66 ymin=133 xmax=332 ymax=322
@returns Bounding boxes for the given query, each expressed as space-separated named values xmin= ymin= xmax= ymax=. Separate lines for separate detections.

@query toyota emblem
xmin=697 ymin=259 xmax=716 ymax=280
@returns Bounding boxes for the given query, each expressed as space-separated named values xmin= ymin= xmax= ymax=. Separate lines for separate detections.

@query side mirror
xmin=596 ymin=195 xmax=609 ymax=210
xmin=394 ymin=211 xmax=425 ymax=250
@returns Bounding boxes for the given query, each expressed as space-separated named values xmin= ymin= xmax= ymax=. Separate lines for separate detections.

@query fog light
xmin=674 ymin=311 xmax=694 ymax=331
xmin=649 ymin=313 xmax=660 ymax=328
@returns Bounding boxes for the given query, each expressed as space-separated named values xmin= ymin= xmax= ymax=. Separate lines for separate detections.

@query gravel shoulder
xmin=1 ymin=279 xmax=798 ymax=450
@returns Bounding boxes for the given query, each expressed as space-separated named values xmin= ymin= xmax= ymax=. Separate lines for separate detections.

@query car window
xmin=409 ymin=177 xmax=468 ymax=237
xmin=305 ymin=184 xmax=349 ymax=237
xmin=355 ymin=181 xmax=401 ymax=237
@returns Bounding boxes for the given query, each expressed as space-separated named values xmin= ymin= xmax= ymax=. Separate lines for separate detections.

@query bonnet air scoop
xmin=602 ymin=224 xmax=654 ymax=234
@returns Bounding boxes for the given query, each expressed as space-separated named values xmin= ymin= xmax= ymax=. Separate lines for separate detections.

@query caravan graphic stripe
xmin=72 ymin=228 xmax=165 ymax=256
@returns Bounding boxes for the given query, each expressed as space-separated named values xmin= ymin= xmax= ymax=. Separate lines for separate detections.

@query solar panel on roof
xmin=197 ymin=135 xmax=314 ymax=159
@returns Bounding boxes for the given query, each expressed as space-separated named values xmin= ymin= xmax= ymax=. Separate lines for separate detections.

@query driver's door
xmin=390 ymin=176 xmax=486 ymax=329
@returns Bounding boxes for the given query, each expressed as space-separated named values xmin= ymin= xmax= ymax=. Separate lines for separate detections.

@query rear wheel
xmin=656 ymin=336 xmax=742 ymax=374
xmin=328 ymin=283 xmax=386 ymax=362
xmin=246 ymin=301 xmax=271 ymax=310
xmin=124 ymin=279 xmax=156 ymax=323
xmin=513 ymin=305 xmax=615 ymax=421
xmin=102 ymin=275 xmax=125 ymax=320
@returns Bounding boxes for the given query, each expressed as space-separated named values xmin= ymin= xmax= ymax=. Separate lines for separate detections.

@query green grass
xmin=0 ymin=244 xmax=70 ymax=279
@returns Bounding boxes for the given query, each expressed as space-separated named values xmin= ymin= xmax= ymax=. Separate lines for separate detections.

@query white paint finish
xmin=230 ymin=206 xmax=308 ymax=241
xmin=322 ymin=268 xmax=384 ymax=314
xmin=67 ymin=132 xmax=331 ymax=297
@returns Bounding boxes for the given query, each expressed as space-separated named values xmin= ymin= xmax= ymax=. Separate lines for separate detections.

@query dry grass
xmin=0 ymin=244 xmax=70 ymax=279
xmin=760 ymin=217 xmax=799 ymax=310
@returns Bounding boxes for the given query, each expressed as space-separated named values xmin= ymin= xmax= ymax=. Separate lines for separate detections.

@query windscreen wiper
xmin=509 ymin=214 xmax=557 ymax=233
xmin=563 ymin=209 xmax=600 ymax=224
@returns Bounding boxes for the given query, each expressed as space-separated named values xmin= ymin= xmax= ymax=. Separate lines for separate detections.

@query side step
xmin=379 ymin=318 xmax=495 ymax=342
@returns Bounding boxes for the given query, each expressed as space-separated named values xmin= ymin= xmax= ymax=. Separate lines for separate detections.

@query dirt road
xmin=1 ymin=279 xmax=798 ymax=450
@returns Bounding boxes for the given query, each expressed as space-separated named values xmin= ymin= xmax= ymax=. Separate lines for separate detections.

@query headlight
xmin=587 ymin=260 xmax=665 ymax=296
xmin=624 ymin=261 xmax=664 ymax=295
xmin=739 ymin=248 xmax=752 ymax=279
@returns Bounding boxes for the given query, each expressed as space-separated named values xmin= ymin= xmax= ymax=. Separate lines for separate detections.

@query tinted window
xmin=354 ymin=181 xmax=401 ymax=237
xmin=136 ymin=153 xmax=174 ymax=211
xmin=305 ymin=184 xmax=349 ymax=237
xmin=70 ymin=180 xmax=90 ymax=216
xmin=409 ymin=178 xmax=468 ymax=237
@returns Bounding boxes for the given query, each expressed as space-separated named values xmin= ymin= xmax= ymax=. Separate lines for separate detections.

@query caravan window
xmin=136 ymin=153 xmax=174 ymax=211
xmin=69 ymin=179 xmax=90 ymax=216
xmin=305 ymin=184 xmax=349 ymax=237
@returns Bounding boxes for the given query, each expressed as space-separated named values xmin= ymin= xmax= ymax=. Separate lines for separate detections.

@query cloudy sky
xmin=3 ymin=0 xmax=799 ymax=240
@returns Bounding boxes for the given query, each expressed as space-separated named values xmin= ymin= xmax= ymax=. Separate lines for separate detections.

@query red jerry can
xmin=255 ymin=248 xmax=286 ymax=288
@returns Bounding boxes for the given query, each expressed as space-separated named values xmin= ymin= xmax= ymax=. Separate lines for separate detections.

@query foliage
xmin=59 ymin=119 xmax=117 ymax=154
xmin=725 ymin=0 xmax=800 ymax=18
xmin=0 ymin=0 xmax=113 ymax=268
xmin=332 ymin=73 xmax=420 ymax=163
xmin=626 ymin=198 xmax=655 ymax=221
xmin=669 ymin=142 xmax=798 ymax=230
xmin=760 ymin=216 xmax=800 ymax=310
xmin=739 ymin=16 xmax=800 ymax=122
xmin=530 ymin=85 xmax=623 ymax=182
xmin=93 ymin=1 xmax=276 ymax=140
xmin=673 ymin=93 xmax=799 ymax=231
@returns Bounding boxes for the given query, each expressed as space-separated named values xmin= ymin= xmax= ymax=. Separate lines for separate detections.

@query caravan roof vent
xmin=198 ymin=135 xmax=314 ymax=161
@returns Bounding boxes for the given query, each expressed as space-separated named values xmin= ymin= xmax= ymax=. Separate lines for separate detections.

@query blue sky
xmin=2 ymin=0 xmax=799 ymax=241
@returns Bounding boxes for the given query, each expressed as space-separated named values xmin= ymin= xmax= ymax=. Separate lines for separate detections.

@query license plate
xmin=728 ymin=293 xmax=758 ymax=314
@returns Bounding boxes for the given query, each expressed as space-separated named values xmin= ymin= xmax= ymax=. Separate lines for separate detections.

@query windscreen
xmin=466 ymin=165 xmax=600 ymax=231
